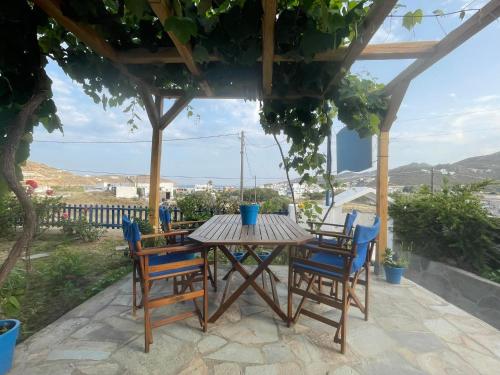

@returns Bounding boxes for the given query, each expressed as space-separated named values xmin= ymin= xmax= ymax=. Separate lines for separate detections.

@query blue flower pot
xmin=240 ymin=204 xmax=259 ymax=225
xmin=0 ymin=319 xmax=20 ymax=375
xmin=384 ymin=265 xmax=406 ymax=284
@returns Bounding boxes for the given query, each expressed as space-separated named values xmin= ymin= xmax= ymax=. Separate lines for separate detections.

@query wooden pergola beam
xmin=324 ymin=0 xmax=397 ymax=94
xmin=148 ymin=0 xmax=213 ymax=97
xmin=157 ymin=88 xmax=324 ymax=100
xmin=384 ymin=0 xmax=500 ymax=93
xmin=160 ymin=95 xmax=193 ymax=130
xmin=116 ymin=41 xmax=439 ymax=65
xmin=34 ymin=0 xmax=117 ymax=61
xmin=262 ymin=0 xmax=277 ymax=96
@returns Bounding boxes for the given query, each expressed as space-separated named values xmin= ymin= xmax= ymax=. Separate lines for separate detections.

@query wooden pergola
xmin=34 ymin=0 xmax=500 ymax=268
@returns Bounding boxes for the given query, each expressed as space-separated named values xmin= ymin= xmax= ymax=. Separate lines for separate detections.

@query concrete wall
xmin=405 ymin=253 xmax=500 ymax=330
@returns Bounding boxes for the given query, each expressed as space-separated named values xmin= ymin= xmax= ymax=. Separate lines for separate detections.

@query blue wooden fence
xmin=43 ymin=205 xmax=288 ymax=229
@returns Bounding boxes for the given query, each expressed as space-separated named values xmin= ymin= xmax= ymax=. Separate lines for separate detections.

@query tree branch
xmin=0 ymin=69 xmax=50 ymax=286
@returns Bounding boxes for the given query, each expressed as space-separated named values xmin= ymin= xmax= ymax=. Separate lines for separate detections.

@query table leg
xmin=243 ymin=245 xmax=281 ymax=283
xmin=209 ymin=245 xmax=288 ymax=323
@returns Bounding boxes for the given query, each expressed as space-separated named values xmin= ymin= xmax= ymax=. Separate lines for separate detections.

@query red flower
xmin=25 ymin=180 xmax=38 ymax=189
xmin=62 ymin=212 xmax=69 ymax=220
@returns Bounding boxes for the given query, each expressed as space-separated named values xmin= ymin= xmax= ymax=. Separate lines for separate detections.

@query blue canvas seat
xmin=159 ymin=207 xmax=218 ymax=291
xmin=122 ymin=216 xmax=209 ymax=353
xmin=289 ymin=216 xmax=380 ymax=354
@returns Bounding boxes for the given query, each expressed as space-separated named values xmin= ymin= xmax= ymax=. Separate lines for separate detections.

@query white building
xmin=115 ymin=186 xmax=138 ymax=199
xmin=264 ymin=181 xmax=324 ymax=198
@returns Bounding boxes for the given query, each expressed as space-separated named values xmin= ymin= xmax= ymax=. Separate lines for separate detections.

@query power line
xmin=57 ymin=168 xmax=286 ymax=181
xmin=33 ymin=132 xmax=239 ymax=144
xmin=387 ymin=8 xmax=480 ymax=18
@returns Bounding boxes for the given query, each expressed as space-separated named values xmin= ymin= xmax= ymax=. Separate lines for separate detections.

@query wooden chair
xmin=123 ymin=218 xmax=209 ymax=353
xmin=159 ymin=207 xmax=218 ymax=291
xmin=288 ymin=216 xmax=380 ymax=353
xmin=307 ymin=210 xmax=358 ymax=247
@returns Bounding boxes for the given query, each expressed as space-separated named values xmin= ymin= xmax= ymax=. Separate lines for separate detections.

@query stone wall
xmin=405 ymin=253 xmax=500 ymax=330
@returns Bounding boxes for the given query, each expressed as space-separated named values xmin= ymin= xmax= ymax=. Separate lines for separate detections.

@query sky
xmin=30 ymin=0 xmax=500 ymax=186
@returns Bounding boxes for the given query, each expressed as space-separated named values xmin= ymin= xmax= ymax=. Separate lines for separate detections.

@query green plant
xmin=390 ymin=181 xmax=500 ymax=276
xmin=297 ymin=200 xmax=323 ymax=224
xmin=41 ymin=246 xmax=86 ymax=287
xmin=0 ymin=269 xmax=26 ymax=317
xmin=215 ymin=193 xmax=240 ymax=214
xmin=383 ymin=248 xmax=409 ymax=268
xmin=177 ymin=191 xmax=215 ymax=221
xmin=261 ymin=196 xmax=291 ymax=214
xmin=61 ymin=217 xmax=105 ymax=242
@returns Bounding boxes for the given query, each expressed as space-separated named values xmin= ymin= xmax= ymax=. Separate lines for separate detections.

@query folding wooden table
xmin=189 ymin=214 xmax=313 ymax=323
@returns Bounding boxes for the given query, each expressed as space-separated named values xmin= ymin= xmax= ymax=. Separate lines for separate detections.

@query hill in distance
xmin=21 ymin=161 xmax=175 ymax=187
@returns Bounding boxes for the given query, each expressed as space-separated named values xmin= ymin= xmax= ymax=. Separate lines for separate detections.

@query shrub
xmin=177 ymin=191 xmax=215 ymax=220
xmin=61 ymin=217 xmax=105 ymax=242
xmin=260 ymin=196 xmax=291 ymax=213
xmin=390 ymin=181 xmax=500 ymax=276
xmin=0 ymin=195 xmax=65 ymax=237
xmin=40 ymin=246 xmax=86 ymax=290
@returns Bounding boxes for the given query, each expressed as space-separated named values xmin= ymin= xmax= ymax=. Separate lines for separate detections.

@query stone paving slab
xmin=11 ymin=266 xmax=500 ymax=375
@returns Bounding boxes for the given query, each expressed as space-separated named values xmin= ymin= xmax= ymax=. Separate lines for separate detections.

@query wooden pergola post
xmin=375 ymin=81 xmax=410 ymax=272
xmin=148 ymin=96 xmax=163 ymax=231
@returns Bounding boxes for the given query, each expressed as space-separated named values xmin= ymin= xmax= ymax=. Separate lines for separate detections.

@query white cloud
xmin=473 ymin=95 xmax=500 ymax=103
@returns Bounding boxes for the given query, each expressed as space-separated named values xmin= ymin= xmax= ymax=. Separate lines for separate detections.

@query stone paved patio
xmin=11 ymin=266 xmax=500 ymax=375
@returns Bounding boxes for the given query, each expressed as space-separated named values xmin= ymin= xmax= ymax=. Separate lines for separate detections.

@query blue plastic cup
xmin=0 ymin=319 xmax=20 ymax=375
xmin=240 ymin=204 xmax=260 ymax=225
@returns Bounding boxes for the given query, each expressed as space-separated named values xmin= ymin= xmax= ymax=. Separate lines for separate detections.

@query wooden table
xmin=189 ymin=214 xmax=313 ymax=323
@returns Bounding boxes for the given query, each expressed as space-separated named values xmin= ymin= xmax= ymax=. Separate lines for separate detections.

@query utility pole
xmin=240 ymin=130 xmax=244 ymax=201
xmin=431 ymin=167 xmax=434 ymax=194
xmin=325 ymin=129 xmax=332 ymax=206
xmin=254 ymin=175 xmax=257 ymax=203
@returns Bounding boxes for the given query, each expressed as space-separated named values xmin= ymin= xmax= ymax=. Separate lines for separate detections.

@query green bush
xmin=61 ymin=217 xmax=105 ymax=242
xmin=177 ymin=191 xmax=214 ymax=220
xmin=0 ymin=195 xmax=65 ymax=238
xmin=260 ymin=196 xmax=291 ymax=213
xmin=390 ymin=182 xmax=500 ymax=277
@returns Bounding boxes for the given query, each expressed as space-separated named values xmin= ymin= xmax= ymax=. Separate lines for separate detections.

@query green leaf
xmin=402 ymin=10 xmax=423 ymax=31
xmin=193 ymin=44 xmax=210 ymax=63
xmin=433 ymin=9 xmax=444 ymax=16
xmin=459 ymin=10 xmax=466 ymax=20
xmin=163 ymin=17 xmax=198 ymax=44
xmin=124 ymin=0 xmax=149 ymax=18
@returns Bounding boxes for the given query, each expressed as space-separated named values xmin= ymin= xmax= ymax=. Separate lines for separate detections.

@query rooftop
xmin=11 ymin=266 xmax=500 ymax=375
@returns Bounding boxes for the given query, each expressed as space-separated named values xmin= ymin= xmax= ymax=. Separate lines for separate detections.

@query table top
xmin=189 ymin=214 xmax=313 ymax=245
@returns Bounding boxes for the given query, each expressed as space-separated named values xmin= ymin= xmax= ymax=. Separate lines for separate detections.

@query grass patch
xmin=0 ymin=231 xmax=130 ymax=340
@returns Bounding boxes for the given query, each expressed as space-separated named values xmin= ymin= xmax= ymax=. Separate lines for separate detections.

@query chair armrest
xmin=306 ymin=243 xmax=353 ymax=258
xmin=313 ymin=231 xmax=352 ymax=240
xmin=308 ymin=229 xmax=344 ymax=237
xmin=172 ymin=220 xmax=206 ymax=226
xmin=141 ymin=230 xmax=189 ymax=240
xmin=307 ymin=221 xmax=344 ymax=228
xmin=136 ymin=243 xmax=207 ymax=256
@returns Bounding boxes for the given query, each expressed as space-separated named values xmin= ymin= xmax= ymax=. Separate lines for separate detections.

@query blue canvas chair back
xmin=122 ymin=215 xmax=131 ymax=240
xmin=350 ymin=216 xmax=380 ymax=272
xmin=159 ymin=206 xmax=171 ymax=228
xmin=344 ymin=210 xmax=358 ymax=235
xmin=122 ymin=217 xmax=141 ymax=254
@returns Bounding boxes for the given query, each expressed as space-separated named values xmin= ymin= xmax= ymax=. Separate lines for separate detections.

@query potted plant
xmin=239 ymin=201 xmax=260 ymax=225
xmin=0 ymin=319 xmax=20 ymax=375
xmin=383 ymin=248 xmax=409 ymax=284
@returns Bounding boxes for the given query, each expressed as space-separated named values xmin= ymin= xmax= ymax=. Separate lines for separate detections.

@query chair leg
xmin=340 ymin=281 xmax=348 ymax=354
xmin=213 ymin=247 xmax=218 ymax=291
xmin=288 ymin=260 xmax=293 ymax=327
xmin=143 ymin=280 xmax=151 ymax=353
xmin=203 ymin=250 xmax=209 ymax=332
xmin=132 ymin=263 xmax=137 ymax=317
xmin=364 ymin=264 xmax=370 ymax=321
